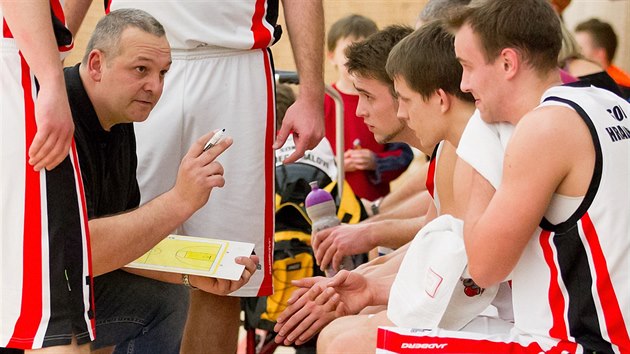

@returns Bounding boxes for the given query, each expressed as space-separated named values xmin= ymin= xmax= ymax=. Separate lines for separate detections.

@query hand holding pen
xmin=172 ymin=129 xmax=233 ymax=212
xmin=203 ymin=128 xmax=226 ymax=152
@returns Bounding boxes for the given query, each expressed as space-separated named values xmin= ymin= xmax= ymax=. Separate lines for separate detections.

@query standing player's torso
xmin=107 ymin=0 xmax=280 ymax=50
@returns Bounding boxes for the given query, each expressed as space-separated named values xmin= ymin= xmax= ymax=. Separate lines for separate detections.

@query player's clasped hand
xmin=274 ymin=276 xmax=340 ymax=345
xmin=343 ymin=148 xmax=376 ymax=172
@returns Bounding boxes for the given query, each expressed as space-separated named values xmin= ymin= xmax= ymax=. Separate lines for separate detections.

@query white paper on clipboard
xmin=126 ymin=235 xmax=255 ymax=281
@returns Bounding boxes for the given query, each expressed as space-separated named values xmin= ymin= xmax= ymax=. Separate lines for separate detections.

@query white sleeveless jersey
xmin=511 ymin=86 xmax=630 ymax=353
xmin=106 ymin=0 xmax=281 ymax=50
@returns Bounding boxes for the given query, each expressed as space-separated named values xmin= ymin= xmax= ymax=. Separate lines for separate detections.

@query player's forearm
xmin=2 ymin=1 xmax=65 ymax=86
xmin=361 ymin=252 xmax=405 ymax=282
xmin=368 ymin=273 xmax=397 ymax=306
xmin=354 ymin=241 xmax=409 ymax=275
xmin=376 ymin=192 xmax=432 ymax=221
xmin=379 ymin=164 xmax=428 ymax=212
xmin=281 ymin=0 xmax=324 ymax=101
xmin=367 ymin=217 xmax=425 ymax=250
xmin=89 ymin=190 xmax=195 ymax=276
xmin=63 ymin=0 xmax=93 ymax=36
xmin=463 ymin=170 xmax=503 ymax=288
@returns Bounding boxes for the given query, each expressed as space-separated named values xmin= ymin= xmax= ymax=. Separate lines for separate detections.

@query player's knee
xmin=317 ymin=316 xmax=355 ymax=353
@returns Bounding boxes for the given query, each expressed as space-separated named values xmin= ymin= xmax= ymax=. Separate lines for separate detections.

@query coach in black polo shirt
xmin=63 ymin=9 xmax=257 ymax=354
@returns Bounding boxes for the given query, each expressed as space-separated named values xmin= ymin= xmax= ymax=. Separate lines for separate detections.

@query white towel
xmin=387 ymin=215 xmax=499 ymax=330
xmin=456 ymin=110 xmax=514 ymax=189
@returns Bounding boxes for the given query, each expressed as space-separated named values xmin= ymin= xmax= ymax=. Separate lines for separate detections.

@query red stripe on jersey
xmin=7 ymin=54 xmax=43 ymax=350
xmin=70 ymin=142 xmax=96 ymax=333
xmin=105 ymin=0 xmax=112 ymax=14
xmin=50 ymin=0 xmax=73 ymax=52
xmin=3 ymin=19 xmax=13 ymax=38
xmin=251 ymin=0 xmax=272 ymax=49
xmin=581 ymin=213 xmax=630 ymax=350
xmin=376 ymin=328 xmax=549 ymax=353
xmin=540 ymin=229 xmax=570 ymax=341
xmin=257 ymin=48 xmax=274 ymax=296
xmin=425 ymin=149 xmax=437 ymax=199
xmin=50 ymin=0 xmax=65 ymax=25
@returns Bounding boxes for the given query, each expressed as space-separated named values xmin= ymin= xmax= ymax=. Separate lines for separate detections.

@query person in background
xmin=548 ymin=0 xmax=625 ymax=98
xmin=325 ymin=14 xmax=413 ymax=202
xmin=557 ymin=21 xmax=625 ymax=97
xmin=574 ymin=18 xmax=630 ymax=95
xmin=414 ymin=0 xmax=470 ymax=28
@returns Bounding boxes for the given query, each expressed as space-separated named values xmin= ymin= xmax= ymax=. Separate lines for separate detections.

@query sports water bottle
xmin=305 ymin=181 xmax=354 ymax=277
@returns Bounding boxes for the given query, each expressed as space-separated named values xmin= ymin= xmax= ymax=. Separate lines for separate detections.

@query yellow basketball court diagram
xmin=135 ymin=240 xmax=224 ymax=273
xmin=127 ymin=235 xmax=255 ymax=280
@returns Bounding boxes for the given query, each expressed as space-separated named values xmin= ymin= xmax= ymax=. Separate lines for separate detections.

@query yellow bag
xmin=243 ymin=164 xmax=367 ymax=330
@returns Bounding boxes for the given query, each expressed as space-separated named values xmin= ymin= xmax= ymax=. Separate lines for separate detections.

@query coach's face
xmin=89 ymin=27 xmax=171 ymax=130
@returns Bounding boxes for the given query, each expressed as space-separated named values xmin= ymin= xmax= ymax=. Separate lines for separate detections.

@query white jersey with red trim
xmin=1 ymin=0 xmax=74 ymax=56
xmin=106 ymin=0 xmax=280 ymax=50
xmin=1 ymin=2 xmax=95 ymax=349
xmin=511 ymin=86 xmax=630 ymax=353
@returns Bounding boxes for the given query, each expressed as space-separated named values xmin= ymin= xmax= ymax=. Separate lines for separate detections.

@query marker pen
xmin=203 ymin=129 xmax=226 ymax=152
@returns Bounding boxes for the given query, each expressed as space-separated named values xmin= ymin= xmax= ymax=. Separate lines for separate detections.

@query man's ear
xmin=86 ymin=49 xmax=105 ymax=82
xmin=593 ymin=47 xmax=610 ymax=67
xmin=326 ymin=49 xmax=334 ymax=60
xmin=326 ymin=49 xmax=337 ymax=67
xmin=436 ymin=88 xmax=452 ymax=114
xmin=500 ymin=48 xmax=519 ymax=80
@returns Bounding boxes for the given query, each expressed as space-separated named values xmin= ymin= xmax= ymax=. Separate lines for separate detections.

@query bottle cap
xmin=305 ymin=181 xmax=333 ymax=207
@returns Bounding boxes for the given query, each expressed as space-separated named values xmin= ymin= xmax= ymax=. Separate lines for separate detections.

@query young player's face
xmin=97 ymin=27 xmax=171 ymax=127
xmin=454 ymin=24 xmax=505 ymax=124
xmin=352 ymin=74 xmax=407 ymax=144
xmin=574 ymin=31 xmax=600 ymax=64
xmin=329 ymin=36 xmax=362 ymax=84
xmin=394 ymin=76 xmax=445 ymax=150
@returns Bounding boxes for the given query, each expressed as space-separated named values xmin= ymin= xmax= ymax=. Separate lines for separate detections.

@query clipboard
xmin=126 ymin=235 xmax=255 ymax=281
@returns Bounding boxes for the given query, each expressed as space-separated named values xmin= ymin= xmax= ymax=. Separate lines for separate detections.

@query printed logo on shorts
xmin=401 ymin=343 xmax=448 ymax=349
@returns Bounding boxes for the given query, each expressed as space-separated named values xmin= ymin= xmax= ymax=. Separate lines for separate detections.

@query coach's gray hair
xmin=82 ymin=8 xmax=165 ymax=65
xmin=417 ymin=0 xmax=471 ymax=25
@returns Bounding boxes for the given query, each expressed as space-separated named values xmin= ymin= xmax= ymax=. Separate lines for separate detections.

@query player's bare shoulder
xmin=519 ymin=104 xmax=591 ymax=151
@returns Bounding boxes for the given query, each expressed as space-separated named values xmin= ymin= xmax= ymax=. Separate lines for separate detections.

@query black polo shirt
xmin=64 ymin=64 xmax=140 ymax=219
